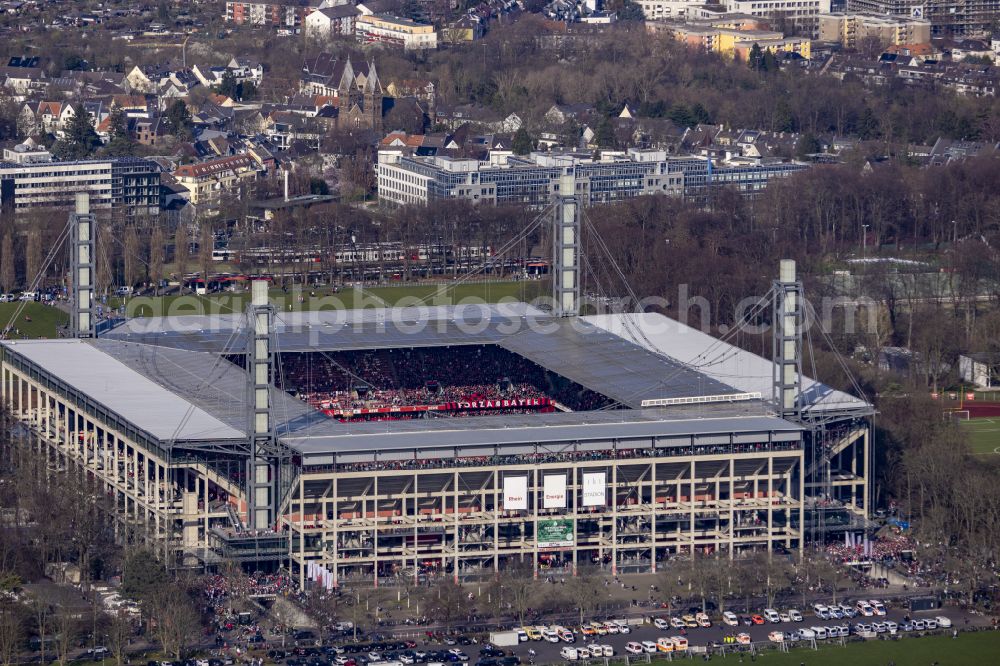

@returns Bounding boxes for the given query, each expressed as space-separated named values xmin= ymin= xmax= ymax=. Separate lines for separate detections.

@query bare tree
xmin=0 ymin=233 xmax=14 ymax=291
xmin=174 ymin=226 xmax=189 ymax=293
xmin=124 ymin=226 xmax=140 ymax=288
xmin=199 ymin=223 xmax=213 ymax=283
xmin=0 ymin=604 xmax=23 ymax=666
xmin=106 ymin=609 xmax=133 ymax=666
xmin=148 ymin=584 xmax=200 ymax=660
xmin=496 ymin=560 xmax=536 ymax=625
xmin=25 ymin=230 xmax=41 ymax=286
xmin=149 ymin=226 xmax=164 ymax=295
xmin=563 ymin=566 xmax=604 ymax=625
xmin=29 ymin=596 xmax=52 ymax=666
xmin=53 ymin=604 xmax=79 ymax=666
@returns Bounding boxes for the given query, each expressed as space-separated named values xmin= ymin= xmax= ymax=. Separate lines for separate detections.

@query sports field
xmin=119 ymin=280 xmax=547 ymax=318
xmin=961 ymin=418 xmax=1000 ymax=455
xmin=669 ymin=631 xmax=1000 ymax=666
xmin=0 ymin=302 xmax=69 ymax=339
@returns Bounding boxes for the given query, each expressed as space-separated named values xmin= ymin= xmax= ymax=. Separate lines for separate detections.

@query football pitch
xmin=961 ymin=418 xmax=1000 ymax=455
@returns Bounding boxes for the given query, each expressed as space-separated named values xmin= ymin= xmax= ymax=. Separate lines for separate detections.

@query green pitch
xmin=961 ymin=418 xmax=1000 ymax=455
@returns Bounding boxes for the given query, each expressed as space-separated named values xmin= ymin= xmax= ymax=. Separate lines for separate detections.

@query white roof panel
xmin=2 ymin=339 xmax=245 ymax=442
xmin=582 ymin=313 xmax=870 ymax=414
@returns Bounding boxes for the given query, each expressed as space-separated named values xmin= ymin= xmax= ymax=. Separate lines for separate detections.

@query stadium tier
xmin=0 ymin=304 xmax=872 ymax=584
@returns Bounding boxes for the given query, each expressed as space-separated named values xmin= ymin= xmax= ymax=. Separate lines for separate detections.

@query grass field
xmin=961 ymin=418 xmax=1000 ymax=455
xmin=0 ymin=302 xmax=69 ymax=338
xmin=117 ymin=280 xmax=548 ymax=318
xmin=670 ymin=631 xmax=1000 ymax=666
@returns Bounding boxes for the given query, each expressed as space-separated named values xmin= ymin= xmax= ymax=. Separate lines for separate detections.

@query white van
xmin=763 ymin=608 xmax=781 ymax=623
xmin=558 ymin=628 xmax=575 ymax=643
xmin=543 ymin=629 xmax=560 ymax=643
xmin=625 ymin=642 xmax=643 ymax=655
xmin=559 ymin=647 xmax=578 ymax=661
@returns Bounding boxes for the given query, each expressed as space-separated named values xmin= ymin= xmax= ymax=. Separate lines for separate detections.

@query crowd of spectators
xmin=278 ymin=346 xmax=615 ymax=415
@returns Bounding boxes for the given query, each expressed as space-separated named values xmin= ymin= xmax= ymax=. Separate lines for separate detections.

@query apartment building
xmin=723 ymin=0 xmax=832 ymax=37
xmin=225 ymin=0 xmax=310 ymax=31
xmin=377 ymin=149 xmax=806 ymax=207
xmin=172 ymin=154 xmax=261 ymax=206
xmin=846 ymin=0 xmax=997 ymax=36
xmin=355 ymin=14 xmax=438 ymax=50
xmin=818 ymin=11 xmax=931 ymax=47
xmin=0 ymin=158 xmax=160 ymax=216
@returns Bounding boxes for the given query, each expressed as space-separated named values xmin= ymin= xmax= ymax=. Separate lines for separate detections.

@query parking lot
xmin=258 ymin=599 xmax=981 ymax=666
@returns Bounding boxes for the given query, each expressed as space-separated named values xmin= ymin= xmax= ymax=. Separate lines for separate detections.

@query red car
xmin=751 ymin=615 xmax=765 ymax=625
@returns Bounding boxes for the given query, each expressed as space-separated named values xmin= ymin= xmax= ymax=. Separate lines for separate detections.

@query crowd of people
xmin=278 ymin=346 xmax=615 ymax=416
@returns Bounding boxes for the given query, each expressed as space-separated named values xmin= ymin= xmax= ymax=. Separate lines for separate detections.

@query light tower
xmin=552 ymin=173 xmax=581 ymax=317
xmin=70 ymin=193 xmax=96 ymax=338
xmin=246 ymin=280 xmax=278 ymax=531
xmin=772 ymin=259 xmax=803 ymax=420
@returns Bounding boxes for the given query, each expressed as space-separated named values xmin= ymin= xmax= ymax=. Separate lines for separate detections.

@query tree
xmin=53 ymin=604 xmax=79 ymax=666
xmin=496 ymin=560 xmax=536 ymax=625
xmin=593 ymin=116 xmax=615 ymax=148
xmin=425 ymin=578 xmax=471 ymax=625
xmin=29 ymin=597 xmax=51 ymax=666
xmin=106 ymin=609 xmax=133 ymax=666
xmin=0 ymin=233 xmax=14 ymax=291
xmin=165 ymin=100 xmax=193 ymax=140
xmin=121 ymin=549 xmax=169 ymax=603
xmin=149 ymin=226 xmax=165 ymax=295
xmin=105 ymin=108 xmax=135 ymax=157
xmin=25 ymin=229 xmax=41 ymax=286
xmin=563 ymin=566 xmax=604 ymax=625
xmin=199 ymin=223 xmax=213 ymax=283
xmin=174 ymin=226 xmax=189 ymax=291
xmin=218 ymin=71 xmax=239 ymax=100
xmin=748 ymin=43 xmax=765 ymax=71
xmin=148 ymin=584 xmax=200 ymax=660
xmin=124 ymin=226 xmax=141 ymax=288
xmin=54 ymin=108 xmax=100 ymax=160
xmin=0 ymin=605 xmax=23 ymax=666
xmin=512 ymin=127 xmax=534 ymax=155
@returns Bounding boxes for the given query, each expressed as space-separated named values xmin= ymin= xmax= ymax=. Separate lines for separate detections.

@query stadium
xmin=0 ymin=194 xmax=873 ymax=588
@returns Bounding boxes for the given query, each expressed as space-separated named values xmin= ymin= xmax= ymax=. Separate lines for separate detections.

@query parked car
xmin=788 ymin=609 xmax=803 ymax=622
xmin=722 ymin=611 xmax=738 ymax=626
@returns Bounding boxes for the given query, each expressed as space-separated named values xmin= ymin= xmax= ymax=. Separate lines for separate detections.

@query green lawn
xmin=118 ymin=280 xmax=547 ymax=318
xmin=0 ymin=302 xmax=69 ymax=338
xmin=674 ymin=631 xmax=1000 ymax=666
xmin=961 ymin=418 xmax=1000 ymax=455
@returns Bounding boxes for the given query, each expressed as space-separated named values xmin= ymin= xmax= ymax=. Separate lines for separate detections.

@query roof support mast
xmin=772 ymin=259 xmax=803 ymax=420
xmin=246 ymin=280 xmax=278 ymax=531
xmin=553 ymin=172 xmax=581 ymax=317
xmin=70 ymin=193 xmax=96 ymax=339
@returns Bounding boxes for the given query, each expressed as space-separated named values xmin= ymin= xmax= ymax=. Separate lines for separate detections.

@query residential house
xmin=305 ymin=4 xmax=359 ymax=40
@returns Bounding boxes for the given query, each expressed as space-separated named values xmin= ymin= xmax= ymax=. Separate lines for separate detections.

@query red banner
xmin=322 ymin=397 xmax=550 ymax=418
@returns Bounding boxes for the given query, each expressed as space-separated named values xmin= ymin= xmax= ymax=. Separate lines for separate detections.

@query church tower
xmin=363 ymin=60 xmax=383 ymax=134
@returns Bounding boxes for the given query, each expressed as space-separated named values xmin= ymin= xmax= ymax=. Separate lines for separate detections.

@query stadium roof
xmin=91 ymin=339 xmax=321 ymax=434
xmin=283 ymin=409 xmax=803 ymax=463
xmin=583 ymin=313 xmax=872 ymax=415
xmin=1 ymin=339 xmax=244 ymax=443
xmin=498 ymin=318 xmax=745 ymax=407
xmin=103 ymin=303 xmax=546 ymax=354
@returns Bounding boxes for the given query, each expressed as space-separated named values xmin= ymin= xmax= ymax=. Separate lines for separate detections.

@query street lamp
xmin=862 ymin=224 xmax=870 ymax=262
